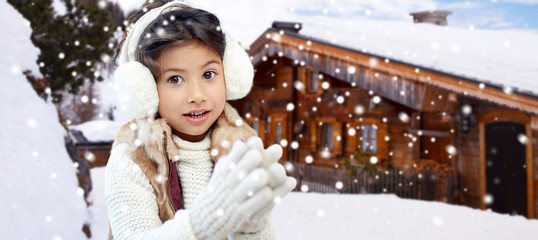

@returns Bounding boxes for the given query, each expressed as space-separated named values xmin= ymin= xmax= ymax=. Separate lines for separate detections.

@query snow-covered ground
xmin=4 ymin=0 xmax=538 ymax=239
xmin=0 ymin=1 xmax=88 ymax=239
xmin=89 ymin=166 xmax=538 ymax=240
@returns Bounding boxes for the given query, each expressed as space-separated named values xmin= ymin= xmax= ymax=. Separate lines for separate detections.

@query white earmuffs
xmin=114 ymin=1 xmax=253 ymax=119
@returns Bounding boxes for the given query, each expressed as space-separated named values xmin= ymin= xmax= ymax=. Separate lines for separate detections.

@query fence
xmin=285 ymin=162 xmax=454 ymax=201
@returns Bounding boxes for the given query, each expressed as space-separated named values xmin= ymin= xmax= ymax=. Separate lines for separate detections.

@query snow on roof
xmin=296 ymin=17 xmax=538 ymax=97
xmin=70 ymin=120 xmax=125 ymax=142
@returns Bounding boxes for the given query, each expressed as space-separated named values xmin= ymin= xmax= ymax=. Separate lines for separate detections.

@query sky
xmin=116 ymin=0 xmax=538 ymax=31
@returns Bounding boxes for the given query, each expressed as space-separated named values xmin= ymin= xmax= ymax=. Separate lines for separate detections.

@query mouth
xmin=183 ymin=110 xmax=210 ymax=118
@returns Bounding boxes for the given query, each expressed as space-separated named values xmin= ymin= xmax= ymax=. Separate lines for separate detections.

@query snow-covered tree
xmin=8 ymin=0 xmax=117 ymax=104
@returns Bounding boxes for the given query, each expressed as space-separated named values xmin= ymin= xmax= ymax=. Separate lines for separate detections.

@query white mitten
xmin=235 ymin=137 xmax=297 ymax=234
xmin=189 ymin=140 xmax=273 ymax=240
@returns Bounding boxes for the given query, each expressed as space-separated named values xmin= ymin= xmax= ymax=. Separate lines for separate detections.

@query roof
xmin=296 ymin=17 xmax=538 ymax=97
xmin=249 ymin=18 xmax=538 ymax=114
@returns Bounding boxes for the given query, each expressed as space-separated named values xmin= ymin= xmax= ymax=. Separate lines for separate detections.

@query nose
xmin=186 ymin=79 xmax=206 ymax=104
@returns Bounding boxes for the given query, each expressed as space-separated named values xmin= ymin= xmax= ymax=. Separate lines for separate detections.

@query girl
xmin=105 ymin=0 xmax=296 ymax=239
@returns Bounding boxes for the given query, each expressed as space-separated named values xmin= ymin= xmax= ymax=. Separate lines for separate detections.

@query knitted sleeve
xmin=105 ymin=143 xmax=197 ymax=239
xmin=230 ymin=217 xmax=276 ymax=240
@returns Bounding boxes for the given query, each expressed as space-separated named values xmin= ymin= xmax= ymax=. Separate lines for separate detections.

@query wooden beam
xmin=526 ymin=124 xmax=535 ymax=218
xmin=409 ymin=129 xmax=450 ymax=138
xmin=479 ymin=122 xmax=486 ymax=211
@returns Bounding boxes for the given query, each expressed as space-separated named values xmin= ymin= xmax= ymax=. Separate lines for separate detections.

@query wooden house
xmin=230 ymin=21 xmax=538 ymax=218
xmin=69 ymin=129 xmax=112 ymax=168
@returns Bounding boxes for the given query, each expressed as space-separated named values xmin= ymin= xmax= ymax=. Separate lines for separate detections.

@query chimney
xmin=409 ymin=10 xmax=452 ymax=26
xmin=272 ymin=21 xmax=302 ymax=33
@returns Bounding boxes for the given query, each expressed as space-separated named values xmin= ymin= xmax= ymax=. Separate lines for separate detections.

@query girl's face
xmin=156 ymin=41 xmax=226 ymax=142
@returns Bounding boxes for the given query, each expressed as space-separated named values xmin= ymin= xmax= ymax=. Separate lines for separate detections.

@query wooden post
xmin=479 ymin=122 xmax=486 ymax=210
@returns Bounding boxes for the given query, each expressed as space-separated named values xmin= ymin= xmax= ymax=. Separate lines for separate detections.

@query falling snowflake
xmin=370 ymin=156 xmax=378 ymax=164
xmin=81 ymin=95 xmax=89 ymax=103
xmin=27 ymin=118 xmax=38 ymax=128
xmin=335 ymin=181 xmax=343 ymax=190
xmin=301 ymin=184 xmax=309 ymax=192
xmin=518 ymin=134 xmax=528 ymax=145
xmin=101 ymin=54 xmax=111 ymax=63
xmin=336 ymin=96 xmax=345 ymax=104
xmin=348 ymin=66 xmax=356 ymax=74
xmin=317 ymin=209 xmax=325 ymax=217
xmin=432 ymin=216 xmax=443 ymax=226
xmin=216 ymin=208 xmax=224 ymax=217
xmin=321 ymin=148 xmax=331 ymax=158
xmin=280 ymin=139 xmax=289 ymax=147
xmin=290 ymin=141 xmax=299 ymax=149
xmin=321 ymin=81 xmax=330 ymax=90
xmin=484 ymin=194 xmax=494 ymax=205
xmin=369 ymin=58 xmax=378 ymax=67
xmin=234 ymin=119 xmax=244 ymax=127
xmin=294 ymin=81 xmax=305 ymax=91
xmin=461 ymin=104 xmax=472 ymax=115
xmin=98 ymin=0 xmax=107 ymax=8
xmin=354 ymin=105 xmax=365 ymax=115
xmin=284 ymin=162 xmax=294 ymax=172
xmin=76 ymin=187 xmax=85 ymax=196
xmin=372 ymin=96 xmax=381 ymax=104
xmin=398 ymin=112 xmax=410 ymax=123
xmin=286 ymin=103 xmax=295 ymax=111
xmin=305 ymin=155 xmax=313 ymax=164
xmin=156 ymin=27 xmax=165 ymax=36
xmin=220 ymin=140 xmax=231 ymax=149
xmin=446 ymin=145 xmax=457 ymax=156
xmin=84 ymin=151 xmax=95 ymax=162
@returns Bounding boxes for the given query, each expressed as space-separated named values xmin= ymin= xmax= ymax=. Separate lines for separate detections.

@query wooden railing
xmin=284 ymin=162 xmax=455 ymax=202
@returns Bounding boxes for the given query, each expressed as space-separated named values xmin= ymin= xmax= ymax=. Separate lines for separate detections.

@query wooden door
xmin=485 ymin=121 xmax=527 ymax=216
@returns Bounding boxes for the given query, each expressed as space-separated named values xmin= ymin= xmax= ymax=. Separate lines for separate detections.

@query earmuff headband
xmin=115 ymin=1 xmax=254 ymax=119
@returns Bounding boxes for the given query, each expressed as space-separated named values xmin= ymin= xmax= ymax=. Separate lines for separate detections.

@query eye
xmin=167 ymin=75 xmax=183 ymax=84
xmin=202 ymin=71 xmax=216 ymax=80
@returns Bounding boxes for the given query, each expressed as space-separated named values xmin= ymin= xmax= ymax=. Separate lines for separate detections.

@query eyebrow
xmin=161 ymin=60 xmax=221 ymax=75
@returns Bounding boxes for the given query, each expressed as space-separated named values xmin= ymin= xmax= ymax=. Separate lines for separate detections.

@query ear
xmin=114 ymin=61 xmax=159 ymax=119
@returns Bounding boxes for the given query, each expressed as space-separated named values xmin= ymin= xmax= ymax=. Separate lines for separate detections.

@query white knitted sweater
xmin=105 ymin=134 xmax=275 ymax=239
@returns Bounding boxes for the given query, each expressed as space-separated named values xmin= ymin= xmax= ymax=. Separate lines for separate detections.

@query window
xmin=251 ymin=121 xmax=259 ymax=132
xmin=345 ymin=119 xmax=388 ymax=159
xmin=361 ymin=125 xmax=377 ymax=153
xmin=310 ymin=70 xmax=318 ymax=92
xmin=311 ymin=118 xmax=342 ymax=156
xmin=319 ymin=123 xmax=333 ymax=149
xmin=275 ymin=123 xmax=282 ymax=144
xmin=266 ymin=116 xmax=271 ymax=135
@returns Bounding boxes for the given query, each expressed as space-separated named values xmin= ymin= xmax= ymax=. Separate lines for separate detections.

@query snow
xmin=4 ymin=0 xmax=538 ymax=239
xmin=88 ymin=167 xmax=538 ymax=239
xmin=0 ymin=2 xmax=87 ymax=239
xmin=87 ymin=167 xmax=108 ymax=240
xmin=70 ymin=120 xmax=125 ymax=142
xmin=298 ymin=17 xmax=538 ymax=96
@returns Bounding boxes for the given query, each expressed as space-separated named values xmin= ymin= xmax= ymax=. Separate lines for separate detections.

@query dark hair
xmin=117 ymin=0 xmax=225 ymax=80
